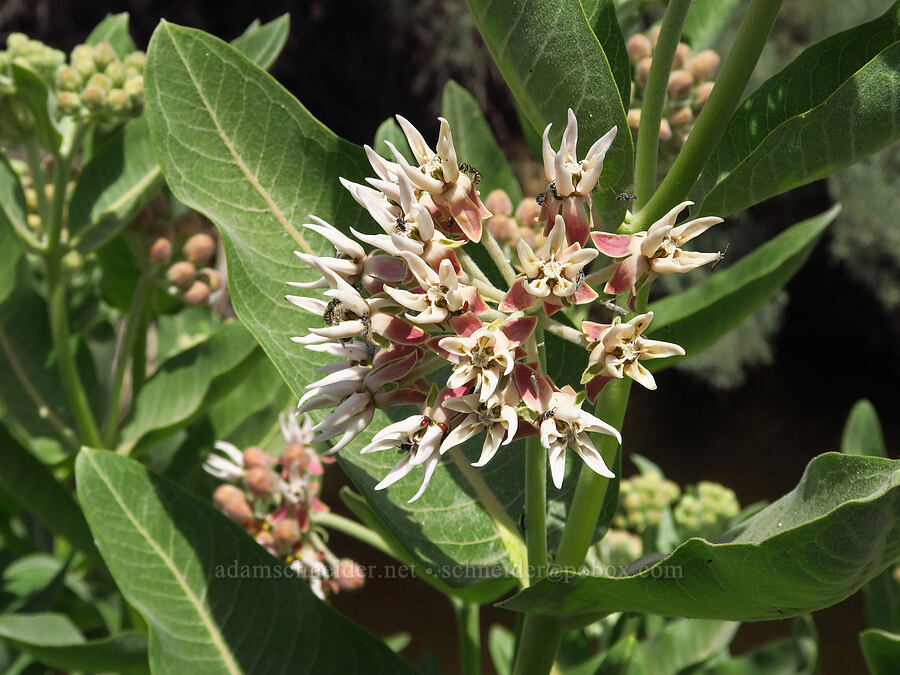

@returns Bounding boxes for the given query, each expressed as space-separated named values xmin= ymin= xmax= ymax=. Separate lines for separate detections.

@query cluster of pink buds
xmin=286 ymin=112 xmax=724 ymax=501
xmin=204 ymin=413 xmax=364 ymax=599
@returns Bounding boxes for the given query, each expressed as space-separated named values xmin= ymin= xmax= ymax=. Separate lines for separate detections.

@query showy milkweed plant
xmin=0 ymin=3 xmax=898 ymax=675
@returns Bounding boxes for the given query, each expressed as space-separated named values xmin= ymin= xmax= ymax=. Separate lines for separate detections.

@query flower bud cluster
xmin=205 ymin=413 xmax=365 ymax=599
xmin=626 ymin=29 xmax=720 ymax=173
xmin=286 ymin=112 xmax=725 ymax=502
xmin=55 ymin=42 xmax=145 ymax=120
xmin=588 ymin=527 xmax=644 ymax=570
xmin=7 ymin=156 xmax=76 ymax=234
xmin=673 ymin=480 xmax=740 ymax=539
xmin=0 ymin=33 xmax=65 ymax=83
xmin=129 ymin=196 xmax=224 ymax=307
xmin=613 ymin=472 xmax=681 ymax=533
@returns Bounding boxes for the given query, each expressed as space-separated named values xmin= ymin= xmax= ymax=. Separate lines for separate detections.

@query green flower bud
xmin=6 ymin=33 xmax=28 ymax=55
xmin=27 ymin=213 xmax=41 ymax=230
xmin=70 ymin=44 xmax=94 ymax=62
xmin=80 ymin=84 xmax=106 ymax=111
xmin=73 ymin=55 xmax=95 ymax=80
xmin=24 ymin=187 xmax=38 ymax=212
xmin=124 ymin=76 xmax=144 ymax=107
xmin=92 ymin=42 xmax=117 ymax=71
xmin=105 ymin=61 xmax=126 ymax=87
xmin=106 ymin=88 xmax=131 ymax=115
xmin=615 ymin=473 xmax=681 ymax=534
xmin=56 ymin=91 xmax=82 ymax=116
xmin=55 ymin=65 xmax=83 ymax=91
xmin=123 ymin=51 xmax=146 ymax=73
xmin=86 ymin=72 xmax=112 ymax=94
xmin=674 ymin=481 xmax=740 ymax=539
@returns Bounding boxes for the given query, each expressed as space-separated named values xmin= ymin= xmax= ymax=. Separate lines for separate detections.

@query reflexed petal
xmin=374 ymin=454 xmax=416 ymax=490
xmin=639 ymin=338 xmax=685 ymax=359
xmin=396 ymin=114 xmax=434 ymax=164
xmin=305 ymin=216 xmax=364 ymax=259
xmin=364 ymin=144 xmax=400 ymax=182
xmin=309 ymin=321 xmax=366 ymax=339
xmin=365 ymin=255 xmax=407 ymax=282
xmin=624 ymin=360 xmax=657 ymax=390
xmin=408 ymin=454 xmax=441 ymax=503
xmin=541 ymin=123 xmax=556 ymax=182
xmin=441 ymin=416 xmax=481 ymax=455
xmin=591 ymin=231 xmax=633 ymax=258
xmin=548 ymin=444 xmax=567 ymax=489
xmin=499 ymin=278 xmax=536 ymax=312
xmin=437 ymin=117 xmax=460 ymax=182
xmin=500 ymin=316 xmax=537 ymax=345
xmin=473 ymin=426 xmax=505 ymax=467
xmin=370 ymin=314 xmax=428 ymax=344
xmin=285 ymin=295 xmax=327 ymax=315
xmin=573 ymin=441 xmax=615 ymax=478
xmin=582 ymin=320 xmax=610 ymax=342
xmin=652 ymin=250 xmax=721 ymax=274
xmin=383 ymin=285 xmax=429 ymax=311
xmin=671 ymin=215 xmax=723 ymax=244
xmin=580 ymin=126 xmax=617 ymax=191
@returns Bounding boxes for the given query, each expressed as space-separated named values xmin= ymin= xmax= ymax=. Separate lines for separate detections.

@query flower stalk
xmin=633 ymin=0 xmax=693 ymax=210
xmin=452 ymin=598 xmax=481 ymax=675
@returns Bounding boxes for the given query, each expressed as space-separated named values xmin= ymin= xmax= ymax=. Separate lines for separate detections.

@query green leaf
xmin=144 ymin=22 xmax=528 ymax=588
xmin=0 ymin=425 xmax=99 ymax=561
xmin=0 ymin=612 xmax=150 ymax=674
xmin=75 ymin=447 xmax=417 ymax=674
xmin=698 ymin=636 xmax=817 ymax=675
xmin=694 ymin=3 xmax=900 ymax=216
xmin=117 ymin=320 xmax=260 ymax=455
xmin=488 ymin=624 xmax=515 ymax=675
xmin=639 ymin=619 xmax=738 ymax=675
xmin=860 ymin=629 xmax=900 ymax=675
xmin=682 ymin=0 xmax=742 ymax=51
xmin=646 ymin=205 xmax=839 ymax=367
xmin=0 ymin=154 xmax=25 ymax=303
xmin=10 ymin=64 xmax=61 ymax=153
xmin=466 ymin=0 xmax=633 ymax=224
xmin=501 ymin=453 xmax=900 ymax=620
xmin=374 ymin=117 xmax=414 ymax=163
xmin=231 ymin=15 xmax=290 ymax=71
xmin=841 ymin=399 xmax=887 ymax=457
xmin=581 ymin=0 xmax=631 ymax=108
xmin=441 ymin=80 xmax=522 ymax=203
xmin=87 ymin=13 xmax=137 ymax=58
xmin=69 ymin=117 xmax=165 ymax=252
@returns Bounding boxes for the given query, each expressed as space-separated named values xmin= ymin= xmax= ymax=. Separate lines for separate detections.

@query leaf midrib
xmin=161 ymin=21 xmax=312 ymax=255
xmin=85 ymin=450 xmax=242 ymax=675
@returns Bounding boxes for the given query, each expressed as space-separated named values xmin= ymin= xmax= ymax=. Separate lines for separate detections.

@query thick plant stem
xmin=540 ymin=318 xmax=585 ymax=347
xmin=554 ymin=379 xmax=631 ymax=568
xmin=481 ymin=229 xmax=518 ymax=286
xmin=512 ymin=614 xmax=562 ymax=675
xmin=452 ymin=598 xmax=481 ymax=675
xmin=524 ymin=434 xmax=548 ymax=584
xmin=629 ymin=0 xmax=783 ymax=231
xmin=131 ymin=314 xmax=148 ymax=397
xmin=103 ymin=273 xmax=153 ymax=447
xmin=633 ymin=0 xmax=692 ymax=210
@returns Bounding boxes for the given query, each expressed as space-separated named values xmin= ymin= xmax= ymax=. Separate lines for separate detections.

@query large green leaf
xmin=466 ymin=0 xmax=633 ymax=225
xmin=639 ymin=619 xmax=738 ymax=675
xmin=230 ymin=15 xmax=290 ymax=71
xmin=144 ymin=22 xmax=529 ymax=588
xmin=69 ymin=117 xmax=165 ymax=253
xmin=694 ymin=3 xmax=900 ymax=216
xmin=0 ymin=153 xmax=25 ymax=304
xmin=698 ymin=636 xmax=817 ymax=675
xmin=86 ymin=12 xmax=137 ymax=58
xmin=501 ymin=453 xmax=900 ymax=619
xmin=76 ymin=448 xmax=417 ymax=674
xmin=117 ymin=320 xmax=261 ymax=455
xmin=581 ymin=0 xmax=631 ymax=108
xmin=860 ymin=629 xmax=900 ymax=675
xmin=646 ymin=205 xmax=839 ymax=367
xmin=0 ymin=424 xmax=99 ymax=562
xmin=0 ymin=613 xmax=148 ymax=675
xmin=841 ymin=399 xmax=887 ymax=457
xmin=441 ymin=80 xmax=522 ymax=203
xmin=682 ymin=0 xmax=742 ymax=51
xmin=10 ymin=64 xmax=60 ymax=152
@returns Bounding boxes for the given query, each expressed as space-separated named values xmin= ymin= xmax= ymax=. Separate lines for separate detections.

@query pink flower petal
xmin=543 ymin=300 xmax=563 ymax=316
xmin=604 ymin=256 xmax=641 ymax=295
xmin=513 ymin=363 xmax=553 ymax=412
xmin=572 ymin=281 xmax=598 ymax=305
xmin=500 ymin=316 xmax=537 ymax=345
xmin=370 ymin=314 xmax=428 ymax=344
xmin=585 ymin=374 xmax=613 ymax=404
xmin=561 ymin=197 xmax=590 ymax=246
xmin=499 ymin=279 xmax=535 ymax=312
xmin=581 ymin=321 xmax=610 ymax=342
xmin=591 ymin=232 xmax=633 ymax=258
xmin=374 ymin=388 xmax=427 ymax=408
xmin=365 ymin=255 xmax=407 ymax=282
xmin=449 ymin=194 xmax=484 ymax=243
xmin=448 ymin=312 xmax=483 ymax=338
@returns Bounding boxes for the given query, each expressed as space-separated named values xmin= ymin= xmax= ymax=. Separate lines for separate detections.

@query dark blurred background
xmin=3 ymin=1 xmax=897 ymax=673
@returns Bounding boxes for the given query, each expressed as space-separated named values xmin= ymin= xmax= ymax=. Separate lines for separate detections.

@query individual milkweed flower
xmin=439 ymin=387 xmax=519 ymax=467
xmin=500 ymin=215 xmax=599 ymax=315
xmin=289 ymin=217 xmax=406 ymax=294
xmin=592 ymin=201 xmax=723 ymax=296
xmin=437 ymin=316 xmax=536 ymax=403
xmin=360 ymin=413 xmax=448 ymax=503
xmin=203 ymin=441 xmax=246 ymax=481
xmin=541 ymin=109 xmax=617 ymax=245
xmin=383 ymin=253 xmax=484 ymax=324
xmin=290 ymin=543 xmax=332 ymax=600
xmin=279 ymin=412 xmax=327 ymax=476
xmin=581 ymin=311 xmax=685 ymax=400
xmin=386 ymin=115 xmax=491 ymax=243
xmin=287 ymin=261 xmax=427 ymax=347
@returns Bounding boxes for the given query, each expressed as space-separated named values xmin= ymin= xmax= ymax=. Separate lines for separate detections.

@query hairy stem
xmin=540 ymin=318 xmax=585 ymax=347
xmin=311 ymin=511 xmax=395 ymax=558
xmin=481 ymin=229 xmax=518 ymax=286
xmin=452 ymin=598 xmax=481 ymax=675
xmin=629 ymin=0 xmax=783 ymax=231
xmin=103 ymin=272 xmax=153 ymax=447
xmin=633 ymin=0 xmax=693 ymax=210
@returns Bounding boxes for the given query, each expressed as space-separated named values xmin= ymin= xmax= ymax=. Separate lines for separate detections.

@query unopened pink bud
xmin=149 ymin=237 xmax=172 ymax=263
xmin=672 ymin=43 xmax=692 ymax=69
xmin=648 ymin=26 xmax=661 ymax=49
xmin=242 ymin=446 xmax=271 ymax=469
xmin=336 ymin=559 xmax=366 ymax=591
xmin=626 ymin=34 xmax=652 ymax=63
xmin=183 ymin=232 xmax=216 ymax=265
xmin=245 ymin=467 xmax=279 ymax=496
xmin=635 ymin=57 xmax=652 ymax=88
xmin=273 ymin=519 xmax=302 ymax=549
xmin=485 ymin=188 xmax=513 ymax=216
xmin=198 ymin=267 xmax=223 ymax=292
xmin=487 ymin=214 xmax=517 ymax=242
xmin=167 ymin=261 xmax=196 ymax=288
xmin=668 ymin=106 xmax=693 ymax=127
xmin=214 ymin=484 xmax=252 ymax=524
xmin=627 ymin=108 xmax=641 ymax=130
xmin=175 ymin=211 xmax=201 ymax=238
xmin=694 ymin=81 xmax=715 ymax=110
xmin=514 ymin=198 xmax=542 ymax=228
xmin=658 ymin=119 xmax=672 ymax=142
xmin=689 ymin=50 xmax=721 ymax=82
xmin=667 ymin=70 xmax=694 ymax=99
xmin=183 ymin=280 xmax=211 ymax=306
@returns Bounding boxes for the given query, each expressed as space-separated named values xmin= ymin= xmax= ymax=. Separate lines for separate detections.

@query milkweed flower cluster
xmin=286 ymin=111 xmax=724 ymax=501
xmin=204 ymin=413 xmax=364 ymax=599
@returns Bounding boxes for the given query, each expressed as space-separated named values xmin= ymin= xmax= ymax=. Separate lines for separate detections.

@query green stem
xmin=24 ymin=136 xmax=51 ymax=233
xmin=553 ymin=378 xmax=631 ymax=569
xmin=131 ymin=314 xmax=147 ymax=397
xmin=102 ymin=273 xmax=153 ymax=447
xmin=452 ymin=598 xmax=481 ymax=675
xmin=311 ymin=511 xmax=395 ymax=558
xmin=629 ymin=0 xmax=783 ymax=231
xmin=540 ymin=317 xmax=585 ymax=347
xmin=481 ymin=229 xmax=518 ymax=286
xmin=634 ymin=0 xmax=692 ymax=210
xmin=512 ymin=614 xmax=562 ymax=675
xmin=524 ymin=434 xmax=548 ymax=584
